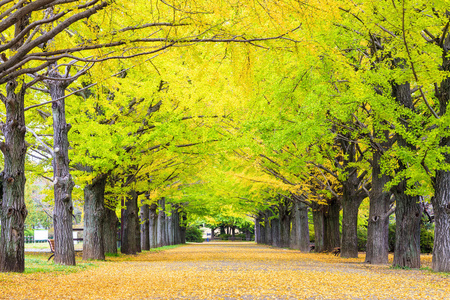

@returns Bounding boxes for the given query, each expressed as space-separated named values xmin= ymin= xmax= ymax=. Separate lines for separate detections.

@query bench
xmin=47 ymin=239 xmax=55 ymax=261
xmin=47 ymin=238 xmax=83 ymax=261
xmin=332 ymin=247 xmax=341 ymax=256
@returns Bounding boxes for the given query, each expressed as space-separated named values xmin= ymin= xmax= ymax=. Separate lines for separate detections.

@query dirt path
xmin=1 ymin=242 xmax=449 ymax=299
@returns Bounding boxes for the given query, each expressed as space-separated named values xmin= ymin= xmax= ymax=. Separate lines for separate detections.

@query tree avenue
xmin=0 ymin=0 xmax=449 ymax=275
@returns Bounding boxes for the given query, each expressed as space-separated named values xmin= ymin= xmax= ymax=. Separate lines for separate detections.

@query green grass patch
xmin=420 ymin=266 xmax=450 ymax=277
xmin=148 ymin=244 xmax=182 ymax=252
xmin=24 ymin=253 xmax=97 ymax=275
xmin=390 ymin=265 xmax=412 ymax=270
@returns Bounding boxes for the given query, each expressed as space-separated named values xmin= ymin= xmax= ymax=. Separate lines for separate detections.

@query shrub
xmin=420 ymin=225 xmax=434 ymax=254
xmin=185 ymin=226 xmax=204 ymax=243
xmin=357 ymin=225 xmax=367 ymax=252
xmin=219 ymin=233 xmax=231 ymax=240
xmin=387 ymin=222 xmax=434 ymax=253
xmin=388 ymin=223 xmax=396 ymax=252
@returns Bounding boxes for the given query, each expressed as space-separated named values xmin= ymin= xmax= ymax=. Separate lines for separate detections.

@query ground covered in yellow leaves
xmin=1 ymin=242 xmax=449 ymax=299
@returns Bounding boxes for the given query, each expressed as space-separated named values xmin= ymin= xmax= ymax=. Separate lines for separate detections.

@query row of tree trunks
xmin=144 ymin=199 xmax=184 ymax=248
xmin=311 ymin=200 xmax=340 ymax=253
xmin=255 ymin=198 xmax=310 ymax=252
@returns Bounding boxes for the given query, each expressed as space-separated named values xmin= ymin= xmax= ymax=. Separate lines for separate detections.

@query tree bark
xmin=255 ymin=215 xmax=262 ymax=243
xmin=311 ymin=203 xmax=325 ymax=252
xmin=136 ymin=205 xmax=141 ymax=253
xmin=431 ymin=35 xmax=450 ymax=272
xmin=180 ymin=211 xmax=187 ymax=244
xmin=103 ymin=205 xmax=118 ymax=254
xmin=432 ymin=171 xmax=450 ymax=272
xmin=167 ymin=211 xmax=174 ymax=245
xmin=341 ymin=185 xmax=363 ymax=258
xmin=157 ymin=198 xmax=166 ymax=247
xmin=366 ymin=146 xmax=391 ymax=264
xmin=245 ymin=229 xmax=251 ymax=241
xmin=392 ymin=191 xmax=422 ymax=268
xmin=271 ymin=214 xmax=280 ymax=247
xmin=392 ymin=82 xmax=422 ymax=268
xmin=83 ymin=173 xmax=107 ymax=260
xmin=291 ymin=201 xmax=310 ymax=252
xmin=278 ymin=200 xmax=291 ymax=248
xmin=149 ymin=203 xmax=158 ymax=248
xmin=121 ymin=190 xmax=138 ymax=254
xmin=0 ymin=81 xmax=27 ymax=272
xmin=48 ymin=75 xmax=76 ymax=266
xmin=324 ymin=198 xmax=341 ymax=252
xmin=140 ymin=201 xmax=149 ymax=251
xmin=172 ymin=205 xmax=181 ymax=244
xmin=290 ymin=206 xmax=298 ymax=249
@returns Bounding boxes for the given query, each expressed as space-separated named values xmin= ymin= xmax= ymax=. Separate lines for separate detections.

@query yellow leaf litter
xmin=0 ymin=242 xmax=448 ymax=299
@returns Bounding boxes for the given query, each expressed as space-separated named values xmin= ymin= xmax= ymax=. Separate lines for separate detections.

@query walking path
xmin=1 ymin=242 xmax=449 ymax=299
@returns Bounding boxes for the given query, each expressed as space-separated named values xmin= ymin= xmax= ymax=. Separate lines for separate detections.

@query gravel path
xmin=1 ymin=242 xmax=449 ymax=299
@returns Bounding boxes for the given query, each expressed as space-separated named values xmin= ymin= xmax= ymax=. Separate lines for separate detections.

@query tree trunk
xmin=0 ymin=81 xmax=27 ymax=272
xmin=431 ymin=35 xmax=450 ymax=272
xmin=366 ymin=147 xmax=391 ymax=264
xmin=180 ymin=212 xmax=187 ymax=244
xmin=392 ymin=82 xmax=422 ymax=268
xmin=121 ymin=190 xmax=138 ymax=254
xmin=432 ymin=171 xmax=450 ymax=272
xmin=157 ymin=198 xmax=166 ymax=247
xmin=311 ymin=203 xmax=325 ymax=252
xmin=136 ymin=202 xmax=141 ymax=253
xmin=149 ymin=203 xmax=158 ymax=248
xmin=172 ymin=205 xmax=181 ymax=244
xmin=167 ymin=211 xmax=174 ymax=245
xmin=392 ymin=191 xmax=422 ymax=268
xmin=324 ymin=198 xmax=341 ymax=252
xmin=299 ymin=202 xmax=311 ymax=252
xmin=255 ymin=215 xmax=262 ymax=243
xmin=290 ymin=206 xmax=298 ymax=249
xmin=140 ymin=200 xmax=149 ymax=251
xmin=279 ymin=201 xmax=291 ymax=248
xmin=83 ymin=174 xmax=107 ymax=260
xmin=103 ymin=206 xmax=118 ymax=254
xmin=255 ymin=212 xmax=266 ymax=244
xmin=264 ymin=209 xmax=272 ymax=245
xmin=48 ymin=76 xmax=76 ymax=266
xmin=341 ymin=188 xmax=361 ymax=258
xmin=245 ymin=229 xmax=251 ymax=241
xmin=271 ymin=215 xmax=280 ymax=247
xmin=291 ymin=201 xmax=310 ymax=252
